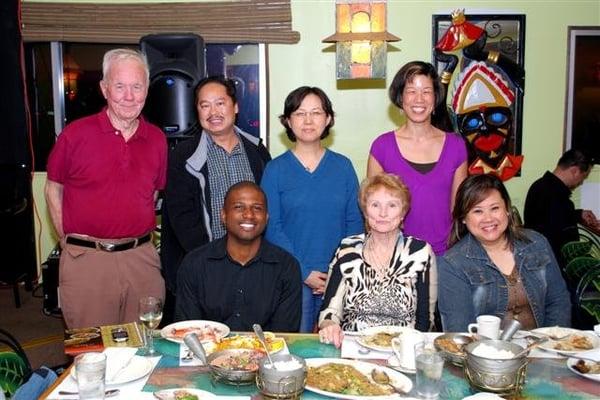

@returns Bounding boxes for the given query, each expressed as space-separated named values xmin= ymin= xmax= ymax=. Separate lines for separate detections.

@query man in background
xmin=524 ymin=149 xmax=598 ymax=265
xmin=45 ymin=49 xmax=167 ymax=328
xmin=160 ymin=76 xmax=270 ymax=323
xmin=175 ymin=181 xmax=301 ymax=332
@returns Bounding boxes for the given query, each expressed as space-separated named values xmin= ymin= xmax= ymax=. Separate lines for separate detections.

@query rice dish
xmin=263 ymin=358 xmax=304 ymax=371
xmin=471 ymin=343 xmax=515 ymax=359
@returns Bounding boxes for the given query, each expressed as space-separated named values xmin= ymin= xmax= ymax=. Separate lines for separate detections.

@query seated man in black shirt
xmin=524 ymin=149 xmax=598 ymax=265
xmin=175 ymin=181 xmax=302 ymax=332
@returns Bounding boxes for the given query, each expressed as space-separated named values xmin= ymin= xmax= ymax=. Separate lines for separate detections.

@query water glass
xmin=75 ymin=352 xmax=106 ymax=400
xmin=415 ymin=342 xmax=444 ymax=399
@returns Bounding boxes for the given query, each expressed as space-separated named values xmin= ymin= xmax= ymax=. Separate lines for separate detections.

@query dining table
xmin=40 ymin=332 xmax=600 ymax=400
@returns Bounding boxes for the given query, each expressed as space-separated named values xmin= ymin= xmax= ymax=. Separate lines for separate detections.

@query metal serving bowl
xmin=433 ymin=333 xmax=474 ymax=366
xmin=463 ymin=339 xmax=528 ymax=395
xmin=206 ymin=348 xmax=265 ymax=385
xmin=257 ymin=354 xmax=307 ymax=399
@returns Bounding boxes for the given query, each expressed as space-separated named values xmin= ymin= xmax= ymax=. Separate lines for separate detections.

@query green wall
xmin=30 ymin=0 xmax=600 ymax=268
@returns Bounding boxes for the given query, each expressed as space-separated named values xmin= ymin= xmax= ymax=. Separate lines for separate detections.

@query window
xmin=24 ymin=42 xmax=267 ymax=171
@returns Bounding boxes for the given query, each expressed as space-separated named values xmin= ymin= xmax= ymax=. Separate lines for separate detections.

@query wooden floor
xmin=0 ymin=282 xmax=70 ymax=370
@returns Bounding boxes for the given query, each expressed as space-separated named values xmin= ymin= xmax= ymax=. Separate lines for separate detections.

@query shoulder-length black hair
xmin=279 ymin=86 xmax=335 ymax=142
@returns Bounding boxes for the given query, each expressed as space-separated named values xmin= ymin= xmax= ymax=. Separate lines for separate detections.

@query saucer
xmin=387 ymin=355 xmax=416 ymax=374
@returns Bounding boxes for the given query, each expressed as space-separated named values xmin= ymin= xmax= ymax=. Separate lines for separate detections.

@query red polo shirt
xmin=47 ymin=108 xmax=167 ymax=239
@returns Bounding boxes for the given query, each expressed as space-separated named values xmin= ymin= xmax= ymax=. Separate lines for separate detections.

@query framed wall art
xmin=564 ymin=26 xmax=600 ymax=163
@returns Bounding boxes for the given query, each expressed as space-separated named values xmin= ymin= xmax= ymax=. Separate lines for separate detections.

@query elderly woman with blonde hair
xmin=318 ymin=173 xmax=437 ymax=348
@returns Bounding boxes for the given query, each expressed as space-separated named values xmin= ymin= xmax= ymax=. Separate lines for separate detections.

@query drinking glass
xmin=75 ymin=352 xmax=106 ymax=399
xmin=415 ymin=342 xmax=444 ymax=399
xmin=138 ymin=296 xmax=163 ymax=356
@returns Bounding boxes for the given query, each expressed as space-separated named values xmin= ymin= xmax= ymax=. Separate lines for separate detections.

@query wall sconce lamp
xmin=63 ymin=54 xmax=81 ymax=101
xmin=323 ymin=0 xmax=400 ymax=80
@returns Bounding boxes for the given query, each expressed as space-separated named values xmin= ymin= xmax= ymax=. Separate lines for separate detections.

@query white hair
xmin=102 ymin=48 xmax=149 ymax=83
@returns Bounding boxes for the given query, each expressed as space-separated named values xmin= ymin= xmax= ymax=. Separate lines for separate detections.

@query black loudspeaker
xmin=140 ymin=33 xmax=206 ymax=138
xmin=42 ymin=245 xmax=61 ymax=315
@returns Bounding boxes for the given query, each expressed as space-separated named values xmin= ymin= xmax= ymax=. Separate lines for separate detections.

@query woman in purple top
xmin=368 ymin=61 xmax=467 ymax=255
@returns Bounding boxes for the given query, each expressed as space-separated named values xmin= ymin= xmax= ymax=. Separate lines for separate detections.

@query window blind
xmin=21 ymin=1 xmax=300 ymax=44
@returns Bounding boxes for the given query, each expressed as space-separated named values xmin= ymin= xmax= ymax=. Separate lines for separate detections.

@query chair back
xmin=0 ymin=329 xmax=32 ymax=397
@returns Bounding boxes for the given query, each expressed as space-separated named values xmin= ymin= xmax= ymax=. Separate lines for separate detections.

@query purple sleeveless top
xmin=370 ymin=131 xmax=467 ymax=255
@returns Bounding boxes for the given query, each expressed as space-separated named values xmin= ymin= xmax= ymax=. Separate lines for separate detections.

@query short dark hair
xmin=557 ymin=149 xmax=593 ymax=172
xmin=279 ymin=86 xmax=335 ymax=142
xmin=449 ymin=174 xmax=528 ymax=248
xmin=195 ymin=76 xmax=237 ymax=104
xmin=223 ymin=181 xmax=267 ymax=209
xmin=388 ymin=61 xmax=452 ymax=131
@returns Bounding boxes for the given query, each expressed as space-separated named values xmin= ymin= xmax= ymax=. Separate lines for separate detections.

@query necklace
xmin=365 ymin=234 xmax=395 ymax=277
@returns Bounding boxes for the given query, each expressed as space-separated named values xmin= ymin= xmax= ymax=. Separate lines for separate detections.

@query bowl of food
xmin=257 ymin=354 xmax=307 ymax=398
xmin=463 ymin=339 xmax=528 ymax=394
xmin=433 ymin=333 xmax=473 ymax=366
xmin=206 ymin=348 xmax=265 ymax=385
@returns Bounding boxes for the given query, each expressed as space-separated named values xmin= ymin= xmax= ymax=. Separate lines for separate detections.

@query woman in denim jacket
xmin=438 ymin=174 xmax=571 ymax=332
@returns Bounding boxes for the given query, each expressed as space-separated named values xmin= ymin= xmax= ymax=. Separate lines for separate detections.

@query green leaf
xmin=581 ymin=301 xmax=600 ymax=323
xmin=565 ymin=256 xmax=599 ymax=282
xmin=561 ymin=241 xmax=593 ymax=263
xmin=0 ymin=352 xmax=28 ymax=396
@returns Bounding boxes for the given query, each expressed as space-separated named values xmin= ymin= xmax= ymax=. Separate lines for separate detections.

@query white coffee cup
xmin=391 ymin=330 xmax=425 ymax=371
xmin=468 ymin=315 xmax=501 ymax=339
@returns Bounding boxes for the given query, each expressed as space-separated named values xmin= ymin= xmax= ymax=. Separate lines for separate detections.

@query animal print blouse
xmin=318 ymin=233 xmax=436 ymax=332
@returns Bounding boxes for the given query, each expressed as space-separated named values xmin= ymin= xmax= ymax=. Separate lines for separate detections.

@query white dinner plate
xmin=305 ymin=357 xmax=412 ymax=399
xmin=567 ymin=349 xmax=600 ymax=382
xmin=355 ymin=326 xmax=418 ymax=353
xmin=153 ymin=388 xmax=216 ymax=399
xmin=386 ymin=355 xmax=416 ymax=374
xmin=531 ymin=327 xmax=600 ymax=355
xmin=71 ymin=355 xmax=153 ymax=386
xmin=160 ymin=320 xmax=230 ymax=344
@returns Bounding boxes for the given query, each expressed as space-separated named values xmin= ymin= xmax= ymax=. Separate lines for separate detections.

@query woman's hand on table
xmin=319 ymin=320 xmax=343 ymax=348
xmin=305 ymin=271 xmax=327 ymax=295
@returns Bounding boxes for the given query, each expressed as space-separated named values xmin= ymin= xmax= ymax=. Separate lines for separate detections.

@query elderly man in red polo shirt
xmin=45 ymin=48 xmax=167 ymax=329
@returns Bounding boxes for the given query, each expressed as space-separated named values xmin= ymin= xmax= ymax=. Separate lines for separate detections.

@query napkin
xmin=340 ymin=336 xmax=390 ymax=359
xmin=104 ymin=347 xmax=139 ymax=381
xmin=46 ymin=354 xmax=161 ymax=400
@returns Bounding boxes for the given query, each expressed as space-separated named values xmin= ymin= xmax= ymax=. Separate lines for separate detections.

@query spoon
xmin=59 ymin=389 xmax=119 ymax=397
xmin=358 ymin=347 xmax=371 ymax=355
xmin=253 ymin=323 xmax=274 ymax=366
xmin=370 ymin=368 xmax=408 ymax=394
xmin=513 ymin=336 xmax=550 ymax=358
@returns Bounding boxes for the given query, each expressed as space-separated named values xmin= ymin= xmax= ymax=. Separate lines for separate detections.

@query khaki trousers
xmin=59 ymin=239 xmax=165 ymax=329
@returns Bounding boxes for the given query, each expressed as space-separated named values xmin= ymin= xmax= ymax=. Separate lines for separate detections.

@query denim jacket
xmin=438 ymin=229 xmax=571 ymax=331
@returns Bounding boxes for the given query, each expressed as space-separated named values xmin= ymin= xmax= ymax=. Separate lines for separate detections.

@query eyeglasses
xmin=291 ymin=110 xmax=326 ymax=120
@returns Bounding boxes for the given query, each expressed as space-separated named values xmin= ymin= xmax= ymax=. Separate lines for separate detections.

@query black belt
xmin=66 ymin=234 xmax=152 ymax=252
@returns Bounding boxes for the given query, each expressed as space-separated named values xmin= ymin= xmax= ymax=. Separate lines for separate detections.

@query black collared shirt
xmin=175 ymin=237 xmax=302 ymax=332
xmin=524 ymin=171 xmax=581 ymax=263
